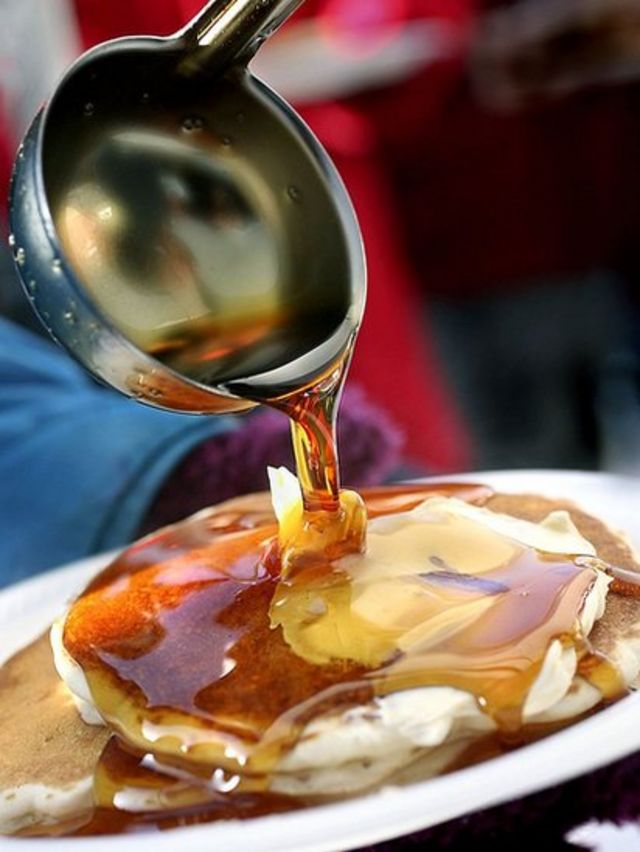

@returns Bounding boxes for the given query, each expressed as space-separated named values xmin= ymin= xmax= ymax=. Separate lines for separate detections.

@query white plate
xmin=2 ymin=471 xmax=640 ymax=852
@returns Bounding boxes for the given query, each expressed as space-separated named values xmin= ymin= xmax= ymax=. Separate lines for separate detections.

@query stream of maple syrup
xmin=14 ymin=309 xmax=614 ymax=837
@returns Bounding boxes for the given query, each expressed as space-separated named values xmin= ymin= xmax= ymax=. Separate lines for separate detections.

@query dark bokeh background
xmin=3 ymin=0 xmax=640 ymax=476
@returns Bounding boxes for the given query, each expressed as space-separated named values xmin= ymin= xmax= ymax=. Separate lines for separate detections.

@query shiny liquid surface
xmin=53 ymin=126 xmax=355 ymax=398
xmin=59 ymin=483 xmax=624 ymax=835
xmin=50 ymin=81 xmax=365 ymax=536
xmin=48 ymin=68 xmax=363 ymax=403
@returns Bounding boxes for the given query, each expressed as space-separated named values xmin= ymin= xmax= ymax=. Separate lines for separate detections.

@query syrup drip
xmin=69 ymin=739 xmax=302 ymax=837
xmin=269 ymin=346 xmax=368 ymax=573
xmin=278 ymin=362 xmax=344 ymax=515
xmin=59 ymin=484 xmax=625 ymax=835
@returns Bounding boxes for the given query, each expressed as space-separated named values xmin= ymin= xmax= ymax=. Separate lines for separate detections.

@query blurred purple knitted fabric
xmin=356 ymin=750 xmax=640 ymax=851
xmin=141 ymin=385 xmax=403 ymax=534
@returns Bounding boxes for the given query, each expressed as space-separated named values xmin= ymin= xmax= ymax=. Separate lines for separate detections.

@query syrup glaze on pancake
xmin=486 ymin=493 xmax=640 ymax=671
xmin=2 ymin=486 xmax=639 ymax=836
xmin=0 ymin=635 xmax=109 ymax=795
xmin=56 ymin=482 xmax=626 ymax=836
xmin=63 ymin=485 xmax=492 ymax=772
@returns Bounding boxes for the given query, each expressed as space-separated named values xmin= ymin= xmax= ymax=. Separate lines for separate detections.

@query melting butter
xmin=268 ymin=466 xmax=366 ymax=576
xmin=270 ymin=486 xmax=600 ymax=669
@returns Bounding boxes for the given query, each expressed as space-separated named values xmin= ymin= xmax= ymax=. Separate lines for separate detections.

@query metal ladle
xmin=9 ymin=0 xmax=366 ymax=414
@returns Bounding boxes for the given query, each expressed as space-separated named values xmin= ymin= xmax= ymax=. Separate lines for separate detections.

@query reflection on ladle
xmin=9 ymin=0 xmax=367 ymax=417
xmin=10 ymin=0 xmax=369 ymax=551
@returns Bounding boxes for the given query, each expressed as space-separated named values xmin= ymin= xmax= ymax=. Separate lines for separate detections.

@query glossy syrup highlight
xmin=57 ymin=484 xmax=625 ymax=835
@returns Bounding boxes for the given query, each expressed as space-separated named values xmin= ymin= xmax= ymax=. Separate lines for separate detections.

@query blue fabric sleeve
xmin=0 ymin=318 xmax=239 ymax=586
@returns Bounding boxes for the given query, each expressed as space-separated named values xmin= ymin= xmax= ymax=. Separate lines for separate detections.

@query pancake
xmin=0 ymin=634 xmax=109 ymax=834
xmin=0 ymin=487 xmax=639 ymax=835
xmin=487 ymin=493 xmax=640 ymax=688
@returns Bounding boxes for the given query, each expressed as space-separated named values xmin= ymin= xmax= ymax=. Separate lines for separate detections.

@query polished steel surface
xmin=9 ymin=0 xmax=366 ymax=413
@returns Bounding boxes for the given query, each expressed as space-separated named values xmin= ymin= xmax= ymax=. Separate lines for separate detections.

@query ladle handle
xmin=179 ymin=0 xmax=306 ymax=75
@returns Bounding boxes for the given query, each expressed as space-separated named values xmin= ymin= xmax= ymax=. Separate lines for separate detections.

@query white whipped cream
xmin=0 ymin=778 xmax=93 ymax=835
xmin=50 ymin=619 xmax=103 ymax=726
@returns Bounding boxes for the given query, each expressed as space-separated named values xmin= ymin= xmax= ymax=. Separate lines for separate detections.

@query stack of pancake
xmin=1 ymin=485 xmax=639 ymax=836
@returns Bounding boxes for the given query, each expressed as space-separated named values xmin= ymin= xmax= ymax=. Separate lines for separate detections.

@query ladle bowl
xmin=9 ymin=0 xmax=366 ymax=413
